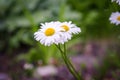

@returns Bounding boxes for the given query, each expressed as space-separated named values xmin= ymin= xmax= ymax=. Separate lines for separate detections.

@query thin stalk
xmin=61 ymin=51 xmax=78 ymax=79
xmin=55 ymin=44 xmax=80 ymax=80
xmin=63 ymin=44 xmax=82 ymax=80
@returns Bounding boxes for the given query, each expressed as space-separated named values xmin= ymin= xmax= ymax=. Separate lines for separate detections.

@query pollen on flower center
xmin=45 ymin=28 xmax=55 ymax=36
xmin=61 ymin=25 xmax=69 ymax=31
xmin=117 ymin=16 xmax=120 ymax=21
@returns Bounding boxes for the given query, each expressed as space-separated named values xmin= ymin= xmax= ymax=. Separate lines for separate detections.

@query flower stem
xmin=63 ymin=44 xmax=83 ymax=80
xmin=55 ymin=44 xmax=82 ymax=80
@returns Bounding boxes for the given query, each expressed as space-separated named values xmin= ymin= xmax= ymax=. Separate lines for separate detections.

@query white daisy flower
xmin=109 ymin=12 xmax=120 ymax=25
xmin=60 ymin=21 xmax=81 ymax=34
xmin=60 ymin=21 xmax=81 ymax=42
xmin=112 ymin=0 xmax=120 ymax=5
xmin=34 ymin=21 xmax=63 ymax=46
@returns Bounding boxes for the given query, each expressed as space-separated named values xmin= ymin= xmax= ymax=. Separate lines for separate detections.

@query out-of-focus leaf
xmin=0 ymin=0 xmax=13 ymax=16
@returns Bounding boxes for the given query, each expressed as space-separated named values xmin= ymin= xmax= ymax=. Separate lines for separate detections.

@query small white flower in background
xmin=109 ymin=12 xmax=120 ymax=25
xmin=112 ymin=0 xmax=120 ymax=5
xmin=33 ymin=65 xmax=57 ymax=78
xmin=34 ymin=21 xmax=81 ymax=46
xmin=23 ymin=63 xmax=33 ymax=70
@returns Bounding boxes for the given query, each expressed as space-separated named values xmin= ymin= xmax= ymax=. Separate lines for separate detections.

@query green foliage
xmin=1 ymin=0 xmax=120 ymax=79
xmin=67 ymin=0 xmax=120 ymax=40
xmin=17 ymin=44 xmax=60 ymax=65
xmin=1 ymin=0 xmax=120 ymax=67
xmin=0 ymin=0 xmax=82 ymax=64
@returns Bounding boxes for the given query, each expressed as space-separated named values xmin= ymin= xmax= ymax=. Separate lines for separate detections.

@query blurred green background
xmin=0 ymin=0 xmax=120 ymax=80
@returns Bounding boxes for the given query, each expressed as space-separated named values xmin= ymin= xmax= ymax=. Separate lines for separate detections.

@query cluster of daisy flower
xmin=109 ymin=0 xmax=120 ymax=25
xmin=34 ymin=21 xmax=81 ymax=46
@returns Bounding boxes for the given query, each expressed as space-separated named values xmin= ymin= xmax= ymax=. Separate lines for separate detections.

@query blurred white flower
xmin=109 ymin=12 xmax=120 ymax=25
xmin=33 ymin=65 xmax=57 ymax=78
xmin=58 ymin=21 xmax=81 ymax=44
xmin=112 ymin=0 xmax=120 ymax=5
xmin=60 ymin=21 xmax=81 ymax=34
xmin=23 ymin=63 xmax=33 ymax=70
xmin=34 ymin=21 xmax=63 ymax=46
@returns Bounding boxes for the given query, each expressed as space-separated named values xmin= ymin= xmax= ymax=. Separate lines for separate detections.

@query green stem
xmin=63 ymin=44 xmax=82 ymax=80
xmin=55 ymin=44 xmax=76 ymax=77
xmin=61 ymin=50 xmax=78 ymax=79
xmin=55 ymin=44 xmax=82 ymax=80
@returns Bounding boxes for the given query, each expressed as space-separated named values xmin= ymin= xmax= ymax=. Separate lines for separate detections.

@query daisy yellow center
xmin=45 ymin=28 xmax=55 ymax=36
xmin=117 ymin=16 xmax=120 ymax=21
xmin=61 ymin=25 xmax=69 ymax=31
